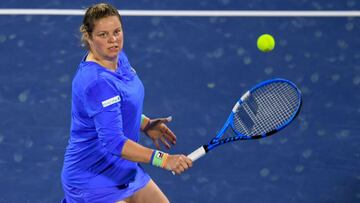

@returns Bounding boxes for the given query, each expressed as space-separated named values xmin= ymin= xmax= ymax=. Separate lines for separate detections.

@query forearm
xmin=121 ymin=135 xmax=193 ymax=174
xmin=121 ymin=139 xmax=153 ymax=163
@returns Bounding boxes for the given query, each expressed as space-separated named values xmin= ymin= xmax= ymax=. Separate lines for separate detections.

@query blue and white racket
xmin=188 ymin=78 xmax=302 ymax=162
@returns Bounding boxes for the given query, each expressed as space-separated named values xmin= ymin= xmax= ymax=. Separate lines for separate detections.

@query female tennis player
xmin=61 ymin=3 xmax=192 ymax=203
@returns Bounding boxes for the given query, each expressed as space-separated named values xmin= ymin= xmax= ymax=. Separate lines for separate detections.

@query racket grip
xmin=187 ymin=146 xmax=207 ymax=162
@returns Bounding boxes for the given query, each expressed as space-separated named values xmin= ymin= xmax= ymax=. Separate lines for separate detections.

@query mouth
xmin=108 ymin=45 xmax=120 ymax=51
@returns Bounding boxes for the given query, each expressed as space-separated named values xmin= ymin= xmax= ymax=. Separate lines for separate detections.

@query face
xmin=87 ymin=16 xmax=123 ymax=61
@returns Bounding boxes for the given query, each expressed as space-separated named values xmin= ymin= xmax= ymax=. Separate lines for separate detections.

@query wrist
xmin=150 ymin=150 xmax=169 ymax=169
xmin=141 ymin=114 xmax=150 ymax=131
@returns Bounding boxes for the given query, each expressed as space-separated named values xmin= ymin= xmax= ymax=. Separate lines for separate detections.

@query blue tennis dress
xmin=61 ymin=51 xmax=150 ymax=202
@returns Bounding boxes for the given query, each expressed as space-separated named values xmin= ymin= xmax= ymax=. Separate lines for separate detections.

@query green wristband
xmin=141 ymin=114 xmax=146 ymax=126
xmin=151 ymin=150 xmax=166 ymax=167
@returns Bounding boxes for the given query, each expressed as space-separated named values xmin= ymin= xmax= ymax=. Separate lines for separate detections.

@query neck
xmin=86 ymin=52 xmax=118 ymax=71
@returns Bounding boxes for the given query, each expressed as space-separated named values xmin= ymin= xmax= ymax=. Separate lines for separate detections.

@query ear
xmin=84 ymin=32 xmax=94 ymax=48
xmin=84 ymin=32 xmax=91 ymax=42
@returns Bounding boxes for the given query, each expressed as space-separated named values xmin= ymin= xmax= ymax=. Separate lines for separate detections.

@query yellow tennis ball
xmin=257 ymin=34 xmax=275 ymax=52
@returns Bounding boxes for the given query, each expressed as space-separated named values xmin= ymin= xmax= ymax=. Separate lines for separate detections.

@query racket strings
xmin=255 ymin=82 xmax=298 ymax=133
xmin=253 ymin=83 xmax=298 ymax=133
xmin=255 ymin=83 xmax=297 ymax=126
xmin=233 ymin=82 xmax=300 ymax=136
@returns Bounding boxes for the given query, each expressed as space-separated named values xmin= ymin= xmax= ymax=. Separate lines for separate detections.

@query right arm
xmin=121 ymin=139 xmax=192 ymax=175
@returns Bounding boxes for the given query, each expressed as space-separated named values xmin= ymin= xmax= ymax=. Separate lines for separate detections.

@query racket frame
xmin=188 ymin=78 xmax=302 ymax=162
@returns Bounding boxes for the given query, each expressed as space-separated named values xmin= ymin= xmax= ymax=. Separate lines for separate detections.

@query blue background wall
xmin=0 ymin=1 xmax=359 ymax=202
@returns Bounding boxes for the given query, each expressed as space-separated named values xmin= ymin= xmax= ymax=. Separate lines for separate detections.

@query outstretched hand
xmin=143 ymin=116 xmax=177 ymax=150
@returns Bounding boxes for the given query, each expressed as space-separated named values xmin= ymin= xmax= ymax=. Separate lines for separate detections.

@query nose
xmin=108 ymin=35 xmax=117 ymax=43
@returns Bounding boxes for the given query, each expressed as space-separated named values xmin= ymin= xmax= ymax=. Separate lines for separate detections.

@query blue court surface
xmin=0 ymin=1 xmax=359 ymax=203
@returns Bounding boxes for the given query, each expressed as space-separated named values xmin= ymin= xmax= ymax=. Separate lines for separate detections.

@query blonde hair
xmin=80 ymin=3 xmax=122 ymax=49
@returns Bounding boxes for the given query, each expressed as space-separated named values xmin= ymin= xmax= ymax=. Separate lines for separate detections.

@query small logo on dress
xmin=101 ymin=95 xmax=121 ymax=107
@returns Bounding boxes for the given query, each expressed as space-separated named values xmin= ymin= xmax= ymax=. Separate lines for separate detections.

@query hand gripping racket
xmin=188 ymin=78 xmax=302 ymax=162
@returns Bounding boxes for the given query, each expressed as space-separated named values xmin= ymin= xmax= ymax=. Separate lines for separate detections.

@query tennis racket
xmin=188 ymin=78 xmax=302 ymax=162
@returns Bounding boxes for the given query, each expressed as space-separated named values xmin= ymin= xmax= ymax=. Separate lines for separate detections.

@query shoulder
xmin=85 ymin=77 xmax=115 ymax=93
xmin=73 ymin=62 xmax=112 ymax=93
xmin=118 ymin=50 xmax=138 ymax=77
xmin=118 ymin=51 xmax=132 ymax=68
xmin=119 ymin=50 xmax=129 ymax=61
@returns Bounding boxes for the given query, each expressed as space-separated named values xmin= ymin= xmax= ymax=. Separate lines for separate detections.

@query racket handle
xmin=187 ymin=145 xmax=207 ymax=162
xmin=171 ymin=145 xmax=207 ymax=175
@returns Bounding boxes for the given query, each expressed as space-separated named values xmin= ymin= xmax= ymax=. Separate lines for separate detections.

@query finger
xmin=162 ymin=131 xmax=176 ymax=145
xmin=165 ymin=116 xmax=172 ymax=123
xmin=179 ymin=158 xmax=190 ymax=170
xmin=145 ymin=116 xmax=173 ymax=133
xmin=174 ymin=170 xmax=181 ymax=175
xmin=160 ymin=136 xmax=171 ymax=149
xmin=184 ymin=157 xmax=193 ymax=167
xmin=156 ymin=116 xmax=172 ymax=125
xmin=156 ymin=116 xmax=172 ymax=124
xmin=175 ymin=165 xmax=185 ymax=174
xmin=161 ymin=125 xmax=177 ymax=144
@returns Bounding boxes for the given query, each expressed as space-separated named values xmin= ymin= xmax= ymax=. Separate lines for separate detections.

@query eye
xmin=98 ymin=33 xmax=107 ymax=38
xmin=114 ymin=29 xmax=122 ymax=36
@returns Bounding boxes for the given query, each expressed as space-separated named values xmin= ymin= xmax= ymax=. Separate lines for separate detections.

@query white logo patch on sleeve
xmin=101 ymin=95 xmax=121 ymax=107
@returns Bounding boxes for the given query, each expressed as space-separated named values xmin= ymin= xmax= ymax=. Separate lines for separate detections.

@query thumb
xmin=144 ymin=116 xmax=173 ymax=132
xmin=152 ymin=116 xmax=172 ymax=125
xmin=163 ymin=116 xmax=172 ymax=123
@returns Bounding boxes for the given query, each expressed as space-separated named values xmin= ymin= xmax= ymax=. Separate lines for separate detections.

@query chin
xmin=106 ymin=52 xmax=120 ymax=59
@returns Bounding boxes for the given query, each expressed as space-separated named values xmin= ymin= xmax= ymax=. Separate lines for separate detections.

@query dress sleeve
xmin=84 ymin=78 xmax=127 ymax=157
